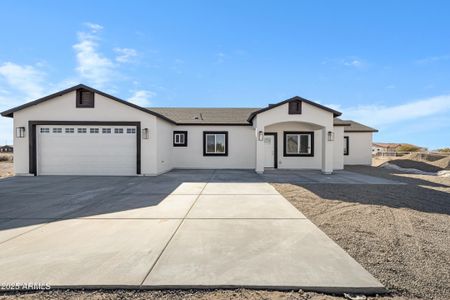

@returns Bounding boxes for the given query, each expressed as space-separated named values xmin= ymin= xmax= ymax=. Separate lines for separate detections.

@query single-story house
xmin=372 ymin=143 xmax=401 ymax=156
xmin=0 ymin=145 xmax=13 ymax=153
xmin=1 ymin=84 xmax=377 ymax=176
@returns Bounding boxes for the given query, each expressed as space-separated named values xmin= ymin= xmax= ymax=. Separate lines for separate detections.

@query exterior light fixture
xmin=16 ymin=127 xmax=25 ymax=138
xmin=142 ymin=128 xmax=149 ymax=139
xmin=327 ymin=131 xmax=335 ymax=141
xmin=258 ymin=130 xmax=264 ymax=141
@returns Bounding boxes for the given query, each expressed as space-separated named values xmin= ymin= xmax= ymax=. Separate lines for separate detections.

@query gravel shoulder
xmin=0 ymin=161 xmax=14 ymax=178
xmin=274 ymin=166 xmax=450 ymax=300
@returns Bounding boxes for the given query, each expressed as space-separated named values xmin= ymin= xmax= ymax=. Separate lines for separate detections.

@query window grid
xmin=65 ymin=128 xmax=75 ymax=133
xmin=40 ymin=128 xmax=50 ymax=133
xmin=102 ymin=128 xmax=111 ymax=134
xmin=126 ymin=128 xmax=136 ymax=134
xmin=77 ymin=128 xmax=87 ymax=134
xmin=90 ymin=128 xmax=100 ymax=134
xmin=114 ymin=128 xmax=124 ymax=134
xmin=52 ymin=128 xmax=62 ymax=133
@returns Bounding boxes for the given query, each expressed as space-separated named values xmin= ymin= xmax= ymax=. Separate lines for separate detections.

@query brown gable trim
xmin=1 ymin=84 xmax=176 ymax=124
xmin=333 ymin=123 xmax=351 ymax=127
xmin=247 ymin=96 xmax=342 ymax=122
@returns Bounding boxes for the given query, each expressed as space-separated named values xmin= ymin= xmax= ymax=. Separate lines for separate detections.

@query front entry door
xmin=264 ymin=134 xmax=276 ymax=168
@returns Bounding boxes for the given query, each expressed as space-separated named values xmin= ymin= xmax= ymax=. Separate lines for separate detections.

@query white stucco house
xmin=1 ymin=84 xmax=377 ymax=176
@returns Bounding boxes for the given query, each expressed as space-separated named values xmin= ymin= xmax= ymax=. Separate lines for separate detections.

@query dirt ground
xmin=275 ymin=166 xmax=450 ymax=300
xmin=0 ymin=154 xmax=14 ymax=178
xmin=0 ymin=289 xmax=411 ymax=300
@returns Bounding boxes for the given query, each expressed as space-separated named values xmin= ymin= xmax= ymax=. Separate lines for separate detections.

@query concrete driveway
xmin=0 ymin=170 xmax=385 ymax=293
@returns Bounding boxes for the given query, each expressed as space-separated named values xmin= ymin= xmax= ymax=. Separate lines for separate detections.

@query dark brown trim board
xmin=283 ymin=131 xmax=314 ymax=157
xmin=344 ymin=136 xmax=349 ymax=156
xmin=247 ymin=96 xmax=342 ymax=122
xmin=28 ymin=121 xmax=141 ymax=176
xmin=264 ymin=132 xmax=278 ymax=168
xmin=173 ymin=131 xmax=188 ymax=147
xmin=203 ymin=131 xmax=228 ymax=156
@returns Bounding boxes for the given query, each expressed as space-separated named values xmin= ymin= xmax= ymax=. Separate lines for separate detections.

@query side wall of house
xmin=172 ymin=125 xmax=256 ymax=169
xmin=333 ymin=126 xmax=344 ymax=170
xmin=343 ymin=132 xmax=373 ymax=165
xmin=12 ymin=91 xmax=159 ymax=175
xmin=155 ymin=119 xmax=174 ymax=174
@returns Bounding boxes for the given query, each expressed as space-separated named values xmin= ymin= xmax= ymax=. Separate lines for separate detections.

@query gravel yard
xmin=275 ymin=166 xmax=450 ymax=300
xmin=0 ymin=154 xmax=14 ymax=178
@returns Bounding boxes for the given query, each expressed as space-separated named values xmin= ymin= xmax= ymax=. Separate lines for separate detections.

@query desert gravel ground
xmin=0 ymin=154 xmax=14 ymax=178
xmin=274 ymin=166 xmax=450 ymax=300
xmin=0 ymin=289 xmax=412 ymax=300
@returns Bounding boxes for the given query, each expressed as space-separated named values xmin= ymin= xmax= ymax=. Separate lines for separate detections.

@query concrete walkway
xmin=0 ymin=170 xmax=385 ymax=293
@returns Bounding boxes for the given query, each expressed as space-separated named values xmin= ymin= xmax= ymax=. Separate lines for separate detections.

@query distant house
xmin=372 ymin=143 xmax=424 ymax=156
xmin=0 ymin=145 xmax=13 ymax=153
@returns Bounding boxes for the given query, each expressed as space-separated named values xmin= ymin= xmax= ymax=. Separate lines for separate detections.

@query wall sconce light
xmin=258 ymin=130 xmax=264 ymax=141
xmin=142 ymin=128 xmax=149 ymax=139
xmin=327 ymin=131 xmax=335 ymax=141
xmin=16 ymin=127 xmax=25 ymax=138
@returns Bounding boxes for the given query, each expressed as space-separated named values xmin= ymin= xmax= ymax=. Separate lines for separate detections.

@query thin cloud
xmin=114 ymin=48 xmax=138 ymax=63
xmin=322 ymin=56 xmax=367 ymax=68
xmin=341 ymin=94 xmax=450 ymax=127
xmin=0 ymin=62 xmax=46 ymax=100
xmin=73 ymin=23 xmax=115 ymax=87
xmin=128 ymin=90 xmax=155 ymax=106
xmin=416 ymin=54 xmax=450 ymax=65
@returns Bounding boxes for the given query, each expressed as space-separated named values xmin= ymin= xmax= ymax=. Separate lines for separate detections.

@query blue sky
xmin=1 ymin=1 xmax=449 ymax=149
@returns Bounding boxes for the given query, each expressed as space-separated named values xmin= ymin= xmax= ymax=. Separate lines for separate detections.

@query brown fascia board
xmin=247 ymin=96 xmax=342 ymax=122
xmin=0 ymin=84 xmax=176 ymax=124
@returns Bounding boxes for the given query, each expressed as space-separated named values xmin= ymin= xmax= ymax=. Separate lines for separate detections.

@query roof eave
xmin=247 ymin=96 xmax=342 ymax=122
xmin=0 ymin=84 xmax=177 ymax=124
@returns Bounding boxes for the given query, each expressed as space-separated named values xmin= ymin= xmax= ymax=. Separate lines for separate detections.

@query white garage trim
xmin=29 ymin=121 xmax=141 ymax=176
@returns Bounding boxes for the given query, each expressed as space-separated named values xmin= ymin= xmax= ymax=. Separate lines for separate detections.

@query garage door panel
xmin=37 ymin=125 xmax=137 ymax=176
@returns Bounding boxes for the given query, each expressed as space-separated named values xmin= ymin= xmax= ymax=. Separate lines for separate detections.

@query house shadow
xmin=0 ymin=167 xmax=449 ymax=234
xmin=285 ymin=165 xmax=450 ymax=216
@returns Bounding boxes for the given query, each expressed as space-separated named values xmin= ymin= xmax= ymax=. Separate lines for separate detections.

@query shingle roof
xmin=148 ymin=107 xmax=259 ymax=124
xmin=339 ymin=120 xmax=378 ymax=132
xmin=148 ymin=108 xmax=377 ymax=132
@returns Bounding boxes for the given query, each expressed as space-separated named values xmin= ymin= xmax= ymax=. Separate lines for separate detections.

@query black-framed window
xmin=173 ymin=131 xmax=188 ymax=147
xmin=76 ymin=89 xmax=95 ymax=108
xmin=344 ymin=136 xmax=349 ymax=156
xmin=283 ymin=131 xmax=314 ymax=157
xmin=288 ymin=101 xmax=302 ymax=114
xmin=203 ymin=131 xmax=228 ymax=156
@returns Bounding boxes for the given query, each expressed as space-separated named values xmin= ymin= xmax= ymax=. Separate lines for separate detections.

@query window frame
xmin=76 ymin=89 xmax=95 ymax=108
xmin=344 ymin=136 xmax=349 ymax=156
xmin=173 ymin=131 xmax=188 ymax=147
xmin=288 ymin=100 xmax=302 ymax=114
xmin=283 ymin=131 xmax=314 ymax=157
xmin=203 ymin=131 xmax=228 ymax=156
xmin=114 ymin=128 xmax=124 ymax=134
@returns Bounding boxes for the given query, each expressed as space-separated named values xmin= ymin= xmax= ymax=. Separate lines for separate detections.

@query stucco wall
xmin=333 ymin=126 xmax=344 ymax=170
xmin=343 ymin=132 xmax=373 ymax=165
xmin=172 ymin=125 xmax=256 ymax=169
xmin=254 ymin=102 xmax=335 ymax=172
xmin=12 ymin=91 xmax=159 ymax=175
xmin=155 ymin=119 xmax=174 ymax=174
xmin=264 ymin=122 xmax=323 ymax=169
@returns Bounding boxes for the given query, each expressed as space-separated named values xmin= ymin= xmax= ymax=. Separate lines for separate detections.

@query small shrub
xmin=0 ymin=155 xmax=12 ymax=162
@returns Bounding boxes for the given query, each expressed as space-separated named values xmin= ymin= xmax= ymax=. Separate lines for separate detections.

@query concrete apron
xmin=0 ymin=181 xmax=385 ymax=294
